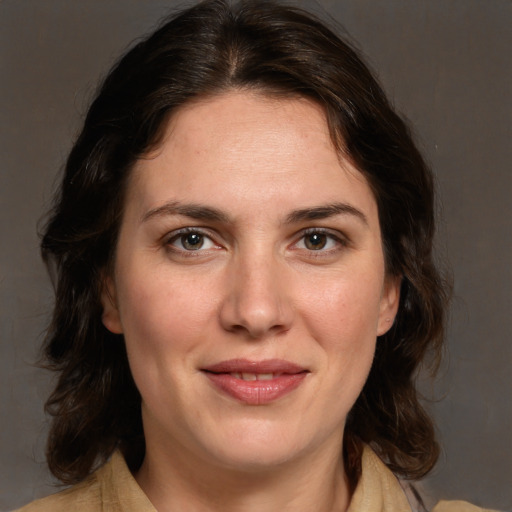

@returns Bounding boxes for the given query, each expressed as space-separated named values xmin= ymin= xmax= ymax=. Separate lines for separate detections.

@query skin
xmin=102 ymin=91 xmax=400 ymax=512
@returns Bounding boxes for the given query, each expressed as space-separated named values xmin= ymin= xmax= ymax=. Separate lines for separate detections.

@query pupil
xmin=306 ymin=233 xmax=326 ymax=250
xmin=183 ymin=233 xmax=203 ymax=250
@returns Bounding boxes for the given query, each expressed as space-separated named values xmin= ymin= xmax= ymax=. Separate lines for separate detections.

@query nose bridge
xmin=220 ymin=244 xmax=292 ymax=338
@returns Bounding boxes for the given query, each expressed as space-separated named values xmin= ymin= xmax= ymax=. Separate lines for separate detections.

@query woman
xmin=17 ymin=0 xmax=494 ymax=510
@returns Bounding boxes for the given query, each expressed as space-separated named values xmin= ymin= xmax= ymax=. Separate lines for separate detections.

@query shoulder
xmin=14 ymin=451 xmax=154 ymax=512
xmin=432 ymin=500 xmax=500 ymax=512
xmin=14 ymin=474 xmax=101 ymax=512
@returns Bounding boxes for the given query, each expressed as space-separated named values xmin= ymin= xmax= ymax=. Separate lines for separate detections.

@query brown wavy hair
xmin=41 ymin=0 xmax=449 ymax=485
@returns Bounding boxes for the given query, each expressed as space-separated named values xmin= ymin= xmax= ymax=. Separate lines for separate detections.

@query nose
xmin=219 ymin=253 xmax=294 ymax=339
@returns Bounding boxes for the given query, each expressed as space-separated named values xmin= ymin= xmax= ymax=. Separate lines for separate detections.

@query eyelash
xmin=294 ymin=228 xmax=348 ymax=254
xmin=163 ymin=227 xmax=348 ymax=256
xmin=165 ymin=228 xmax=219 ymax=255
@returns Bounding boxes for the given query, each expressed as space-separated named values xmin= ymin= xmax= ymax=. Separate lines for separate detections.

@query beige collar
xmin=98 ymin=445 xmax=411 ymax=511
xmin=347 ymin=445 xmax=412 ymax=512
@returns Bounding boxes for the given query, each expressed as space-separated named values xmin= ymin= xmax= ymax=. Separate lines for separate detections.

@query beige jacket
xmin=16 ymin=446 xmax=495 ymax=512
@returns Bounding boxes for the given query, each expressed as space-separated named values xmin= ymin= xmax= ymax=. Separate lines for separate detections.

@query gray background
xmin=1 ymin=0 xmax=510 ymax=510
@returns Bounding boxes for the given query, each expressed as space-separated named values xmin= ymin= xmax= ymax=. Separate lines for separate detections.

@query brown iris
xmin=304 ymin=233 xmax=327 ymax=250
xmin=181 ymin=233 xmax=204 ymax=250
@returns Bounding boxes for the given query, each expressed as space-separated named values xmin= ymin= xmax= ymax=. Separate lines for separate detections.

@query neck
xmin=136 ymin=436 xmax=351 ymax=512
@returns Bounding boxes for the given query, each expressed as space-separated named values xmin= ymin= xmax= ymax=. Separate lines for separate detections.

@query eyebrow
xmin=284 ymin=202 xmax=368 ymax=226
xmin=141 ymin=201 xmax=230 ymax=224
xmin=141 ymin=200 xmax=368 ymax=226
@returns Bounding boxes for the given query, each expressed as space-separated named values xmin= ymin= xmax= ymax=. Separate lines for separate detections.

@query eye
xmin=303 ymin=232 xmax=329 ymax=250
xmin=295 ymin=230 xmax=344 ymax=252
xmin=167 ymin=229 xmax=218 ymax=252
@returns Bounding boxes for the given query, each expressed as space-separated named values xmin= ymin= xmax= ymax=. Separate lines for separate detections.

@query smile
xmin=228 ymin=372 xmax=276 ymax=381
xmin=201 ymin=359 xmax=309 ymax=405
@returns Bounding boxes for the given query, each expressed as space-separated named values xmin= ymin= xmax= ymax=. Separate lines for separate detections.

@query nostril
xmin=224 ymin=321 xmax=291 ymax=340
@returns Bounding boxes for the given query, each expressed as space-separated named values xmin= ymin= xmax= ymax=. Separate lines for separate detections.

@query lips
xmin=201 ymin=359 xmax=308 ymax=405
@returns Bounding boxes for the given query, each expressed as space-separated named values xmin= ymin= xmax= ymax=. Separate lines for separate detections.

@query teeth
xmin=230 ymin=372 xmax=276 ymax=381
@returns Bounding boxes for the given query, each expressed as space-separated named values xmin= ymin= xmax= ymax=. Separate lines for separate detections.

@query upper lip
xmin=201 ymin=359 xmax=307 ymax=374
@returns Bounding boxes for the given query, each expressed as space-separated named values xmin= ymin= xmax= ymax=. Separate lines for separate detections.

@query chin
xmin=198 ymin=419 xmax=316 ymax=472
xmin=211 ymin=444 xmax=302 ymax=472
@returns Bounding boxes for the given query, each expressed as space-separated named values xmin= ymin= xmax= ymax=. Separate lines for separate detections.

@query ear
xmin=100 ymin=275 xmax=123 ymax=334
xmin=376 ymin=275 xmax=401 ymax=336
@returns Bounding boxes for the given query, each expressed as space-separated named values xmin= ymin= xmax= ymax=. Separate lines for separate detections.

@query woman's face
xmin=102 ymin=91 xmax=399 ymax=472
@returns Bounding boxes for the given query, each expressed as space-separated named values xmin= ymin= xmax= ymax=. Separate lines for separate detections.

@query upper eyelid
xmin=297 ymin=227 xmax=349 ymax=242
xmin=164 ymin=228 xmax=222 ymax=255
xmin=300 ymin=227 xmax=341 ymax=235
xmin=289 ymin=228 xmax=350 ymax=254
xmin=164 ymin=226 xmax=216 ymax=240
xmin=164 ymin=227 xmax=219 ymax=248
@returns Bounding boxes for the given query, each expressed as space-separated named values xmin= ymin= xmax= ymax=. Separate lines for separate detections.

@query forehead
xmin=127 ymin=91 xmax=377 ymax=225
xmin=148 ymin=91 xmax=336 ymax=168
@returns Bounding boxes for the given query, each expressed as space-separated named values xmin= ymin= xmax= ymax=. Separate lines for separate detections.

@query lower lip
xmin=204 ymin=372 xmax=307 ymax=405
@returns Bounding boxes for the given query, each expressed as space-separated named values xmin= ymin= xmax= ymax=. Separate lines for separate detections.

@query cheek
xmin=298 ymin=271 xmax=382 ymax=397
xmin=116 ymin=268 xmax=218 ymax=379
xmin=119 ymin=259 xmax=216 ymax=330
xmin=115 ymin=274 xmax=216 ymax=428
xmin=300 ymin=271 xmax=384 ymax=343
